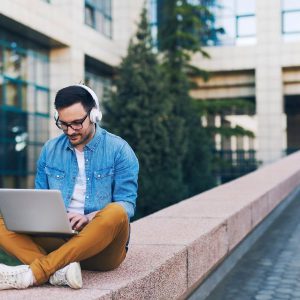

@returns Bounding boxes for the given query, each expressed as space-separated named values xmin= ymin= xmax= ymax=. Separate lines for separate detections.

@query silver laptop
xmin=0 ymin=189 xmax=77 ymax=236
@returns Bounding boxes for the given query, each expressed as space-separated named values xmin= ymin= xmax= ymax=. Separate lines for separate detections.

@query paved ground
xmin=206 ymin=194 xmax=300 ymax=300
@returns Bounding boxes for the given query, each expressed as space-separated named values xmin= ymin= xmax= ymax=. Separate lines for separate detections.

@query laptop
xmin=0 ymin=189 xmax=78 ymax=236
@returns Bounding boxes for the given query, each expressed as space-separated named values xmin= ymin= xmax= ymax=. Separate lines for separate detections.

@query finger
xmin=75 ymin=216 xmax=89 ymax=230
xmin=75 ymin=220 xmax=84 ymax=230
xmin=69 ymin=213 xmax=82 ymax=222
xmin=67 ymin=213 xmax=78 ymax=222
xmin=70 ymin=216 xmax=81 ymax=228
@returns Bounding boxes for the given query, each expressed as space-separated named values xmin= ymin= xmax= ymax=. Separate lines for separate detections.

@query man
xmin=0 ymin=84 xmax=139 ymax=290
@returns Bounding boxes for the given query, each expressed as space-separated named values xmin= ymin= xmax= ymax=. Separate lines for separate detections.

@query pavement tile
xmin=205 ymin=189 xmax=300 ymax=300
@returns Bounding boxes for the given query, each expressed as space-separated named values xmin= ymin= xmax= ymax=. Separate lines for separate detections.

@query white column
xmin=255 ymin=0 xmax=286 ymax=165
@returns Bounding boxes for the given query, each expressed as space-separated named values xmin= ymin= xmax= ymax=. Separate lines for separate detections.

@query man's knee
xmin=110 ymin=203 xmax=128 ymax=222
xmin=95 ymin=203 xmax=128 ymax=226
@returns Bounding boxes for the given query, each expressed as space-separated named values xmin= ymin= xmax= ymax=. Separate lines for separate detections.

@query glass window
xmin=283 ymin=0 xmax=300 ymax=10
xmin=36 ymin=55 xmax=48 ymax=87
xmin=85 ymin=5 xmax=95 ymax=27
xmin=149 ymin=0 xmax=158 ymax=47
xmin=103 ymin=0 xmax=111 ymax=14
xmin=236 ymin=0 xmax=255 ymax=15
xmin=25 ymin=85 xmax=35 ymax=113
xmin=36 ymin=89 xmax=49 ymax=114
xmin=282 ymin=0 xmax=300 ymax=40
xmin=0 ymin=46 xmax=3 ymax=74
xmin=237 ymin=15 xmax=256 ymax=37
xmin=21 ymin=83 xmax=27 ymax=111
xmin=0 ymin=32 xmax=50 ymax=188
xmin=85 ymin=0 xmax=112 ymax=38
xmin=27 ymin=51 xmax=35 ymax=82
xmin=283 ymin=11 xmax=300 ymax=33
xmin=85 ymin=69 xmax=112 ymax=112
xmin=218 ymin=16 xmax=235 ymax=42
xmin=6 ymin=80 xmax=18 ymax=107
xmin=4 ymin=49 xmax=19 ymax=78
xmin=0 ymin=111 xmax=27 ymax=175
xmin=0 ymin=77 xmax=3 ymax=106
xmin=95 ymin=12 xmax=104 ymax=33
xmin=35 ymin=115 xmax=49 ymax=142
xmin=3 ymin=49 xmax=27 ymax=80
xmin=206 ymin=0 xmax=256 ymax=46
xmin=27 ymin=114 xmax=35 ymax=142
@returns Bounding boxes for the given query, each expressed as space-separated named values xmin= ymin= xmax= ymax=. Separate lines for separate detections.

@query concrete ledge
xmin=3 ymin=152 xmax=300 ymax=299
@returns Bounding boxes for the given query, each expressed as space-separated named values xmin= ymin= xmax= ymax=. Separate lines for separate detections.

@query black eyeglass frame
xmin=55 ymin=111 xmax=90 ymax=131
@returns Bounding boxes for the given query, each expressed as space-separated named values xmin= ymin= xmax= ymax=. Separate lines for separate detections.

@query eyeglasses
xmin=56 ymin=112 xmax=89 ymax=131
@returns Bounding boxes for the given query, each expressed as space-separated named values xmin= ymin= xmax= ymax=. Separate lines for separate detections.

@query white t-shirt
xmin=68 ymin=148 xmax=86 ymax=214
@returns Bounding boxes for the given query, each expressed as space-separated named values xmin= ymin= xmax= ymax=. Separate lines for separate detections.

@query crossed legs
xmin=0 ymin=203 xmax=129 ymax=284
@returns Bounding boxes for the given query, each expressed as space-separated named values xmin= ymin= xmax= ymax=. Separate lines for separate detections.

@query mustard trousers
xmin=0 ymin=203 xmax=129 ymax=284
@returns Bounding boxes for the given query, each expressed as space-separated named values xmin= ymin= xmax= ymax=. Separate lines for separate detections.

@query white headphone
xmin=54 ymin=84 xmax=102 ymax=123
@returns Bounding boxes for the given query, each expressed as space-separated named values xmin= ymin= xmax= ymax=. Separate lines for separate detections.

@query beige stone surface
xmin=226 ymin=205 xmax=252 ymax=250
xmin=0 ymin=286 xmax=112 ymax=299
xmin=83 ymin=245 xmax=187 ymax=300
xmin=187 ymin=223 xmax=228 ymax=287
xmin=2 ymin=152 xmax=300 ymax=299
xmin=131 ymin=217 xmax=225 ymax=245
xmin=250 ymin=193 xmax=270 ymax=228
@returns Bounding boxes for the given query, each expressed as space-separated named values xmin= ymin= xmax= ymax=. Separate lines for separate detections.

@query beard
xmin=67 ymin=134 xmax=83 ymax=146
xmin=67 ymin=125 xmax=95 ymax=147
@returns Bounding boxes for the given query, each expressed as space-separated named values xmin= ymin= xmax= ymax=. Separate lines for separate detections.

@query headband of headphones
xmin=74 ymin=84 xmax=100 ymax=111
xmin=54 ymin=84 xmax=102 ymax=123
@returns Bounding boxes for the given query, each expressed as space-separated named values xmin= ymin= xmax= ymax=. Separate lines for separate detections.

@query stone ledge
xmin=2 ymin=152 xmax=300 ymax=299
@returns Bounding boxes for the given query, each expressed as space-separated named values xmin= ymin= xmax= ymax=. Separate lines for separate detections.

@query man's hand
xmin=67 ymin=212 xmax=89 ymax=231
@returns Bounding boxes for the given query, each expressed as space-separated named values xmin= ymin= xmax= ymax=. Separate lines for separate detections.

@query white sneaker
xmin=49 ymin=262 xmax=82 ymax=289
xmin=0 ymin=264 xmax=33 ymax=290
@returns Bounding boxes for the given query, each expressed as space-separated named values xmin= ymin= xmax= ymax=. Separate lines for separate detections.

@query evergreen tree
xmin=158 ymin=0 xmax=216 ymax=196
xmin=104 ymin=8 xmax=187 ymax=219
xmin=158 ymin=0 xmax=258 ymax=185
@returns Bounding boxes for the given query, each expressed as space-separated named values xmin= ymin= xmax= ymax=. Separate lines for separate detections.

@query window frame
xmin=84 ymin=0 xmax=113 ymax=39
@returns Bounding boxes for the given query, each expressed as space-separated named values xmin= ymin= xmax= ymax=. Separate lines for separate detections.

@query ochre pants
xmin=0 ymin=203 xmax=129 ymax=284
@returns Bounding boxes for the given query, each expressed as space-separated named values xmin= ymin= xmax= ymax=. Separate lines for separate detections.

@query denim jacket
xmin=35 ymin=125 xmax=139 ymax=219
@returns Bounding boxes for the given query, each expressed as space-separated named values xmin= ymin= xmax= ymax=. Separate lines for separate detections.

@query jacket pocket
xmin=94 ymin=167 xmax=114 ymax=203
xmin=45 ymin=166 xmax=65 ymax=189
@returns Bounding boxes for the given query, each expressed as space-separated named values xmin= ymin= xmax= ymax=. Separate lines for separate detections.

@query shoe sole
xmin=66 ymin=262 xmax=82 ymax=289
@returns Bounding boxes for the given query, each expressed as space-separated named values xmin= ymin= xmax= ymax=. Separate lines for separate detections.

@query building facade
xmin=190 ymin=0 xmax=300 ymax=167
xmin=0 ymin=0 xmax=143 ymax=188
xmin=2 ymin=0 xmax=299 ymax=188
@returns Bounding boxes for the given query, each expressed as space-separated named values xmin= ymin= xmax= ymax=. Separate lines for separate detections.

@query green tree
xmin=192 ymin=97 xmax=259 ymax=183
xmin=158 ymin=0 xmax=216 ymax=196
xmin=158 ymin=0 xmax=259 ymax=186
xmin=104 ymin=8 xmax=188 ymax=219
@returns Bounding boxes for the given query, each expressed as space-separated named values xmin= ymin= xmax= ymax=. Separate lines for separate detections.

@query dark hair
xmin=54 ymin=85 xmax=95 ymax=112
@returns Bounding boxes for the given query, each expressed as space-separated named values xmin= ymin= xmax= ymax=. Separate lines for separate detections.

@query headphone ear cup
xmin=89 ymin=108 xmax=102 ymax=123
xmin=98 ymin=109 xmax=102 ymax=122
xmin=54 ymin=109 xmax=58 ymax=120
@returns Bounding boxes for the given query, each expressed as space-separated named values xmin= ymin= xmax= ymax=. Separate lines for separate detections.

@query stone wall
xmin=3 ymin=152 xmax=300 ymax=299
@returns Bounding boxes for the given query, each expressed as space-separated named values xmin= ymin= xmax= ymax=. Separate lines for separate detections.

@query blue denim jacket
xmin=35 ymin=125 xmax=139 ymax=219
